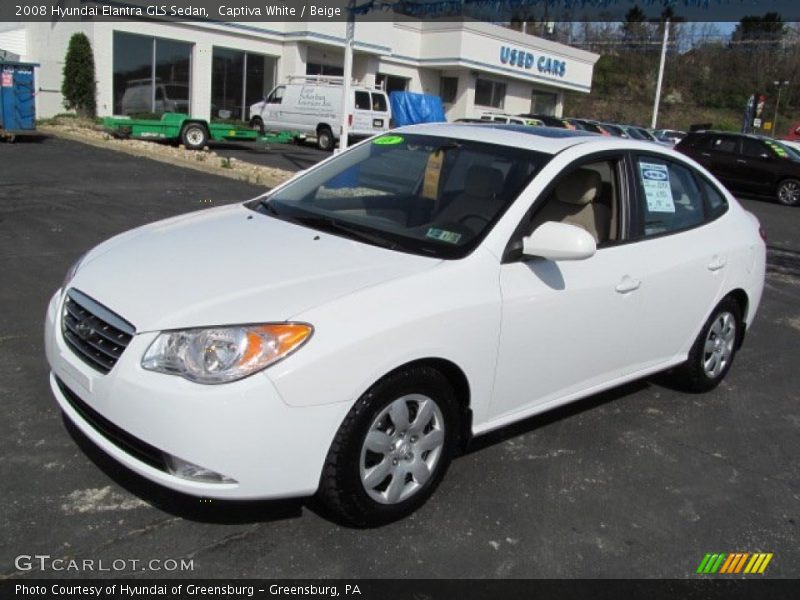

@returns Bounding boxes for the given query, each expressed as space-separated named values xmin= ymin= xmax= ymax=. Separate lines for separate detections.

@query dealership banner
xmin=2 ymin=579 xmax=797 ymax=600
xmin=5 ymin=0 xmax=800 ymax=22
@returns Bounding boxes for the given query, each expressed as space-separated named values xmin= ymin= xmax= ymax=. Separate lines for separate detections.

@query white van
xmin=120 ymin=79 xmax=189 ymax=116
xmin=248 ymin=76 xmax=391 ymax=151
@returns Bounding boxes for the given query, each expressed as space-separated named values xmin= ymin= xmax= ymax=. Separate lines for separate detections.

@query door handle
xmin=708 ymin=256 xmax=727 ymax=271
xmin=616 ymin=276 xmax=641 ymax=294
xmin=736 ymin=159 xmax=748 ymax=164
xmin=700 ymin=152 xmax=711 ymax=157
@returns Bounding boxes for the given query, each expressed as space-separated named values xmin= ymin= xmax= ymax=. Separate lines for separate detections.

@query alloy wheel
xmin=702 ymin=311 xmax=736 ymax=378
xmin=359 ymin=394 xmax=445 ymax=505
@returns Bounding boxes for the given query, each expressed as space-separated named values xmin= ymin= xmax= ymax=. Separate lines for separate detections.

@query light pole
xmin=339 ymin=0 xmax=356 ymax=152
xmin=772 ymin=80 xmax=790 ymax=138
xmin=651 ymin=18 xmax=670 ymax=130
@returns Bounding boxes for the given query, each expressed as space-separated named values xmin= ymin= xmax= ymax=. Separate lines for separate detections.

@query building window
xmin=306 ymin=63 xmax=344 ymax=77
xmin=113 ymin=32 xmax=192 ymax=117
xmin=211 ymin=47 xmax=275 ymax=121
xmin=377 ymin=73 xmax=409 ymax=94
xmin=440 ymin=77 xmax=458 ymax=104
xmin=530 ymin=90 xmax=557 ymax=116
xmin=475 ymin=78 xmax=506 ymax=109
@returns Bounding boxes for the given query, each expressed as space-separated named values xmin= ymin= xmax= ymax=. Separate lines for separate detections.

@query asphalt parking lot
xmin=1 ymin=136 xmax=798 ymax=579
xmin=211 ymin=139 xmax=329 ymax=172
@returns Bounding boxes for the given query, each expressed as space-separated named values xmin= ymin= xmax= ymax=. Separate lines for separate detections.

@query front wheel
xmin=249 ymin=117 xmax=265 ymax=135
xmin=777 ymin=179 xmax=800 ymax=206
xmin=316 ymin=366 xmax=460 ymax=527
xmin=671 ymin=298 xmax=742 ymax=392
xmin=180 ymin=123 xmax=208 ymax=150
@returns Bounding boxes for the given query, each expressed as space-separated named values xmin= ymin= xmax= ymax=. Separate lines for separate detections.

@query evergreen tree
xmin=61 ymin=33 xmax=96 ymax=117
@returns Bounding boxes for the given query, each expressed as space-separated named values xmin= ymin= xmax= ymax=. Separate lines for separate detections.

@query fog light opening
xmin=164 ymin=454 xmax=237 ymax=484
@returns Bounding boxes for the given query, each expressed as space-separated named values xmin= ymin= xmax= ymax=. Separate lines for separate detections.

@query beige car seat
xmin=531 ymin=168 xmax=611 ymax=243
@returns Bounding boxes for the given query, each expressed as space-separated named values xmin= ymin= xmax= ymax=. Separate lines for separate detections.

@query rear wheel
xmin=316 ymin=366 xmax=460 ymax=527
xmin=672 ymin=298 xmax=741 ymax=392
xmin=777 ymin=178 xmax=800 ymax=206
xmin=316 ymin=126 xmax=334 ymax=151
xmin=180 ymin=123 xmax=208 ymax=150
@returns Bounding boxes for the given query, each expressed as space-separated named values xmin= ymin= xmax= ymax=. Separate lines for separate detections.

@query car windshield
xmin=249 ymin=133 xmax=550 ymax=259
xmin=766 ymin=139 xmax=800 ymax=160
xmin=625 ymin=127 xmax=648 ymax=140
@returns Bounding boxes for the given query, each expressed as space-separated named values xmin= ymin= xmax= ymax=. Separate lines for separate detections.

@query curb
xmin=38 ymin=125 xmax=293 ymax=189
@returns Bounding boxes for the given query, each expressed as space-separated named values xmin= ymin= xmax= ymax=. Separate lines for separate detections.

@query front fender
xmin=265 ymin=248 xmax=503 ymax=428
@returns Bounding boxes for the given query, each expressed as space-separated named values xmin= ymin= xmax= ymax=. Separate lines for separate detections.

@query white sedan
xmin=45 ymin=124 xmax=766 ymax=526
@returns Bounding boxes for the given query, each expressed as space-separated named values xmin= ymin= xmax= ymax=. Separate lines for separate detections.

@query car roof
xmin=690 ymin=130 xmax=748 ymax=137
xmin=395 ymin=123 xmax=606 ymax=154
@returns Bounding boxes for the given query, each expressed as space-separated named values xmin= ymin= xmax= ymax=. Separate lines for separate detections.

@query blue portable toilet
xmin=0 ymin=61 xmax=38 ymax=140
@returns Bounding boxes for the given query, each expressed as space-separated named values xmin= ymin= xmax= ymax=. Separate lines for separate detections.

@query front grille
xmin=62 ymin=289 xmax=135 ymax=374
xmin=56 ymin=377 xmax=167 ymax=471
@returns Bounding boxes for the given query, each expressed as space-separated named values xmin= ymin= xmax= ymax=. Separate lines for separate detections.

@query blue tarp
xmin=389 ymin=92 xmax=446 ymax=127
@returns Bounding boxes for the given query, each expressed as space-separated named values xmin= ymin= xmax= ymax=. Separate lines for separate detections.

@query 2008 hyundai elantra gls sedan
xmin=45 ymin=124 xmax=766 ymax=526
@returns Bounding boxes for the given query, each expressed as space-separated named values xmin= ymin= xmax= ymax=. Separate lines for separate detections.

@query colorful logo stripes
xmin=696 ymin=552 xmax=773 ymax=574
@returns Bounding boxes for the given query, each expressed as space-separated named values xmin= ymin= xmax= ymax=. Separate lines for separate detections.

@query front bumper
xmin=45 ymin=290 xmax=350 ymax=500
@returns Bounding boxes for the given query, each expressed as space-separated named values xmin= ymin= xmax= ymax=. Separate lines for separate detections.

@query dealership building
xmin=0 ymin=17 xmax=599 ymax=122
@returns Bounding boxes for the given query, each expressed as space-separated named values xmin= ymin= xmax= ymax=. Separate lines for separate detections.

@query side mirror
xmin=522 ymin=222 xmax=597 ymax=261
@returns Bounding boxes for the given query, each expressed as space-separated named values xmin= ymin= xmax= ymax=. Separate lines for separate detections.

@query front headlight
xmin=141 ymin=323 xmax=313 ymax=384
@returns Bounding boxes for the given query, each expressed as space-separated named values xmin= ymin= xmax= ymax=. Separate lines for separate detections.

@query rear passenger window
xmin=713 ymin=137 xmax=738 ymax=154
xmin=355 ymin=91 xmax=371 ymax=110
xmin=635 ymin=157 xmax=706 ymax=236
xmin=699 ymin=178 xmax=729 ymax=219
xmin=371 ymin=93 xmax=387 ymax=112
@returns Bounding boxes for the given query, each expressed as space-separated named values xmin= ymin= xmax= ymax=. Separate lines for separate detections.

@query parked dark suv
xmin=676 ymin=131 xmax=800 ymax=206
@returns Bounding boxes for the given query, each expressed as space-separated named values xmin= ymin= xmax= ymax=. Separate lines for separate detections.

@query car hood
xmin=69 ymin=204 xmax=440 ymax=332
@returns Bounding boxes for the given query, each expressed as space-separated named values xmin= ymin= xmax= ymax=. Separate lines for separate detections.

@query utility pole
xmin=651 ymin=18 xmax=670 ymax=129
xmin=773 ymin=80 xmax=789 ymax=138
xmin=339 ymin=0 xmax=356 ymax=152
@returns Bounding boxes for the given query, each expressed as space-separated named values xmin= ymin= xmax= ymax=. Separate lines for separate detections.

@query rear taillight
xmin=759 ymin=226 xmax=767 ymax=242
xmin=348 ymin=114 xmax=353 ymax=126
xmin=389 ymin=118 xmax=395 ymax=128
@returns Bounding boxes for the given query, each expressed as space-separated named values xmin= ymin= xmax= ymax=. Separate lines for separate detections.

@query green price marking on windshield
xmin=765 ymin=141 xmax=788 ymax=157
xmin=373 ymin=135 xmax=405 ymax=145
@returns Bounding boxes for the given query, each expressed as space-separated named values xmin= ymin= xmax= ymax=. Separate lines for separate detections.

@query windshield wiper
xmin=260 ymin=199 xmax=282 ymax=216
xmin=290 ymin=214 xmax=400 ymax=250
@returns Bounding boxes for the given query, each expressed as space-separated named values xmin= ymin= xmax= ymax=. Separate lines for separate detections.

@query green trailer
xmin=102 ymin=112 xmax=300 ymax=150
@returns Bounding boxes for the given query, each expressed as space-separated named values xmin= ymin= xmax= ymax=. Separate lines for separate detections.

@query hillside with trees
xmin=521 ymin=11 xmax=800 ymax=134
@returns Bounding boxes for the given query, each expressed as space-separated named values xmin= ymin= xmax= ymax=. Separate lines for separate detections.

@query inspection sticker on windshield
xmin=373 ymin=135 xmax=404 ymax=145
xmin=638 ymin=161 xmax=675 ymax=213
xmin=426 ymin=228 xmax=462 ymax=244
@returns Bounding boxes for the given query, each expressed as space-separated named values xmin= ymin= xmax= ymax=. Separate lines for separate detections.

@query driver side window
xmin=267 ymin=86 xmax=285 ymax=104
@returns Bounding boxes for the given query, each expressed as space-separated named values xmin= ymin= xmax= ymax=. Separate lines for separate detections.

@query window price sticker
xmin=639 ymin=161 xmax=675 ymax=213
xmin=1 ymin=72 xmax=12 ymax=87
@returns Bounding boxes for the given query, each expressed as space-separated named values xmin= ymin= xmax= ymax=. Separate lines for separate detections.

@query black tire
xmin=671 ymin=298 xmax=742 ymax=392
xmin=180 ymin=123 xmax=208 ymax=150
xmin=316 ymin=366 xmax=461 ymax=527
xmin=249 ymin=117 xmax=265 ymax=135
xmin=776 ymin=178 xmax=800 ymax=206
xmin=316 ymin=126 xmax=334 ymax=151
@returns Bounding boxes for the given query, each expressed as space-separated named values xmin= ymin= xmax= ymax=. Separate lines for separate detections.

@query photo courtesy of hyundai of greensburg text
xmin=1 ymin=1 xmax=798 ymax=599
